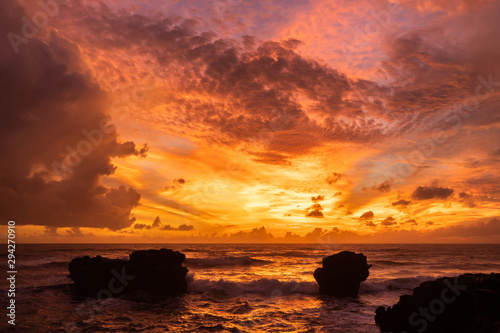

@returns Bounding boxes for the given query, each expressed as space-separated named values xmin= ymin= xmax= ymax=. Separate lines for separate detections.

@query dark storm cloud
xmin=160 ymin=224 xmax=195 ymax=231
xmin=306 ymin=209 xmax=324 ymax=218
xmin=374 ymin=179 xmax=393 ymax=192
xmin=306 ymin=195 xmax=325 ymax=217
xmin=306 ymin=195 xmax=324 ymax=218
xmin=326 ymin=172 xmax=342 ymax=184
xmin=359 ymin=211 xmax=374 ymax=220
xmin=38 ymin=1 xmax=500 ymax=179
xmin=18 ymin=0 xmax=500 ymax=169
xmin=363 ymin=179 xmax=393 ymax=193
xmin=249 ymin=151 xmax=290 ymax=165
xmin=392 ymin=199 xmax=411 ymax=206
xmin=133 ymin=223 xmax=151 ymax=230
xmin=404 ymin=219 xmax=418 ymax=226
xmin=381 ymin=216 xmax=396 ymax=226
xmin=457 ymin=192 xmax=477 ymax=208
xmin=133 ymin=215 xmax=195 ymax=231
xmin=412 ymin=186 xmax=454 ymax=200
xmin=152 ymin=216 xmax=161 ymax=228
xmin=0 ymin=0 xmax=145 ymax=230
xmin=46 ymin=1 xmax=396 ymax=161
xmin=311 ymin=195 xmax=324 ymax=203
xmin=164 ymin=178 xmax=188 ymax=190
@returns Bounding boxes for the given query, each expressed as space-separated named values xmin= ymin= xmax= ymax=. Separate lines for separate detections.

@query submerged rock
xmin=313 ymin=251 xmax=371 ymax=297
xmin=375 ymin=273 xmax=500 ymax=333
xmin=68 ymin=248 xmax=188 ymax=297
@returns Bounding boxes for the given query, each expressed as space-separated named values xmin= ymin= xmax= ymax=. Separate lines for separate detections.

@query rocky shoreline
xmin=375 ymin=273 xmax=500 ymax=333
xmin=68 ymin=249 xmax=500 ymax=332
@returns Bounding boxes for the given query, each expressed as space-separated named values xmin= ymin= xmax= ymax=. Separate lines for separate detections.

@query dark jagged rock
xmin=375 ymin=273 xmax=500 ymax=333
xmin=313 ymin=251 xmax=371 ymax=297
xmin=68 ymin=248 xmax=188 ymax=297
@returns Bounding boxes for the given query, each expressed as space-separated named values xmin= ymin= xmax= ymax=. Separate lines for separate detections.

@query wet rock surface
xmin=68 ymin=248 xmax=188 ymax=297
xmin=314 ymin=251 xmax=371 ymax=297
xmin=375 ymin=273 xmax=500 ymax=333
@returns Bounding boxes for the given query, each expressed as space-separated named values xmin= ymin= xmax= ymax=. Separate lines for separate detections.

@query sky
xmin=1 ymin=0 xmax=499 ymax=243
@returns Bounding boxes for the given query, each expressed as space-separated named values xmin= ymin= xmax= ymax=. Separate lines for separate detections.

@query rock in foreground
xmin=69 ymin=248 xmax=188 ymax=297
xmin=375 ymin=273 xmax=500 ymax=333
xmin=314 ymin=251 xmax=371 ymax=297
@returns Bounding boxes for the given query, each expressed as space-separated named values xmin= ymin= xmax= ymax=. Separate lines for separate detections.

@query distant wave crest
xmin=360 ymin=275 xmax=437 ymax=294
xmin=185 ymin=256 xmax=272 ymax=267
xmin=259 ymin=251 xmax=320 ymax=258
xmin=18 ymin=258 xmax=69 ymax=268
xmin=372 ymin=260 xmax=421 ymax=266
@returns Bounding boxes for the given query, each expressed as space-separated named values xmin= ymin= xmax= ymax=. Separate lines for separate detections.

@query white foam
xmin=188 ymin=278 xmax=319 ymax=295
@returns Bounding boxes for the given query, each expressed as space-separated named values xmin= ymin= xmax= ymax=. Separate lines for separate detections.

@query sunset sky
xmin=1 ymin=0 xmax=499 ymax=243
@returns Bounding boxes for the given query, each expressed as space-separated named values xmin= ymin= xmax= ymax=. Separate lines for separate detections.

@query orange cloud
xmin=2 ymin=0 xmax=499 ymax=242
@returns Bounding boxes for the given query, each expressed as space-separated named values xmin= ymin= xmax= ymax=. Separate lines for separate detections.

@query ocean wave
xmin=258 ymin=251 xmax=321 ymax=258
xmin=360 ymin=275 xmax=437 ymax=294
xmin=185 ymin=256 xmax=272 ymax=267
xmin=48 ymin=248 xmax=95 ymax=252
xmin=366 ymin=248 xmax=403 ymax=252
xmin=0 ymin=283 xmax=74 ymax=294
xmin=35 ymin=261 xmax=70 ymax=269
xmin=188 ymin=278 xmax=318 ymax=295
xmin=10 ymin=274 xmax=442 ymax=298
xmin=17 ymin=258 xmax=69 ymax=268
xmin=189 ymin=276 xmax=438 ymax=296
xmin=372 ymin=260 xmax=421 ymax=266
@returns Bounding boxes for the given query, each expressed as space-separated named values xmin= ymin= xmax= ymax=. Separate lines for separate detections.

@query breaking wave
xmin=188 ymin=278 xmax=318 ymax=295
xmin=188 ymin=276 xmax=438 ymax=296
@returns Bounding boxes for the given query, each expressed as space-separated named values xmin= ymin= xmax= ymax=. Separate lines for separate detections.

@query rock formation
xmin=68 ymin=248 xmax=188 ymax=297
xmin=375 ymin=273 xmax=500 ymax=333
xmin=314 ymin=251 xmax=371 ymax=297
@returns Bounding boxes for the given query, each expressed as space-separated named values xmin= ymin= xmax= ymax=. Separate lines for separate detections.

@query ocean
xmin=1 ymin=243 xmax=500 ymax=332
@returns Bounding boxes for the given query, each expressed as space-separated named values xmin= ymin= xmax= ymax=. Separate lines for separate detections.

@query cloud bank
xmin=0 ymin=0 xmax=145 ymax=230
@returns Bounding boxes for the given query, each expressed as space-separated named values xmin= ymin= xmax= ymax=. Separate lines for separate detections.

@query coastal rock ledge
xmin=375 ymin=273 xmax=500 ymax=333
xmin=314 ymin=251 xmax=371 ymax=297
xmin=68 ymin=248 xmax=188 ymax=297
